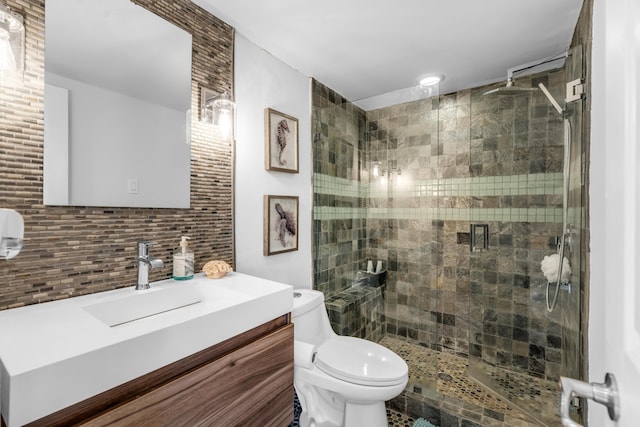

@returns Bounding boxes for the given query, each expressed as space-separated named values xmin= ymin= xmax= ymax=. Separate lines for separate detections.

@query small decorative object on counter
xmin=203 ymin=260 xmax=233 ymax=279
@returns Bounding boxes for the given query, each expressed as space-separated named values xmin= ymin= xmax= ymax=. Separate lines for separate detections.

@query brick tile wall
xmin=0 ymin=0 xmax=234 ymax=309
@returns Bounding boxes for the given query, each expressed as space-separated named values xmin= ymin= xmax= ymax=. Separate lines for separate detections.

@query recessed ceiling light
xmin=419 ymin=74 xmax=444 ymax=86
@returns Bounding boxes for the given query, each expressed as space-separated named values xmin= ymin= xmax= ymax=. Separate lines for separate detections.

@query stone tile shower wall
xmin=313 ymin=69 xmax=578 ymax=384
xmin=369 ymin=71 xmax=570 ymax=382
xmin=467 ymin=72 xmax=570 ymax=382
xmin=312 ymin=80 xmax=388 ymax=340
xmin=0 ymin=0 xmax=234 ymax=309
xmin=365 ymin=97 xmax=443 ymax=349
xmin=312 ymin=80 xmax=367 ymax=297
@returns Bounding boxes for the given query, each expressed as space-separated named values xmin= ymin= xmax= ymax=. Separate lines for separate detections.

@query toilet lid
xmin=315 ymin=336 xmax=408 ymax=386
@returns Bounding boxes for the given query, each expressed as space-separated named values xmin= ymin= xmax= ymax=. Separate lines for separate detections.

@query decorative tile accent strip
xmin=314 ymin=172 xmax=563 ymax=223
xmin=315 ymin=173 xmax=563 ymax=198
xmin=314 ymin=206 xmax=562 ymax=223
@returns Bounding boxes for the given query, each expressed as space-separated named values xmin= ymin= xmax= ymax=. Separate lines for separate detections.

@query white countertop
xmin=0 ymin=272 xmax=293 ymax=426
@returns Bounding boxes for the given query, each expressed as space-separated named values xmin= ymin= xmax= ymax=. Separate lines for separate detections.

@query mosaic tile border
xmin=314 ymin=173 xmax=563 ymax=199
xmin=314 ymin=206 xmax=563 ymax=223
xmin=314 ymin=173 xmax=565 ymax=223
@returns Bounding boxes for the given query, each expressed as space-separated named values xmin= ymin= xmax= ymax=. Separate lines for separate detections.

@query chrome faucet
xmin=136 ymin=241 xmax=164 ymax=290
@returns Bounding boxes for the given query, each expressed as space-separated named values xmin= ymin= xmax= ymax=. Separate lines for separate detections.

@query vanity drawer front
xmin=82 ymin=323 xmax=294 ymax=427
xmin=22 ymin=316 xmax=294 ymax=427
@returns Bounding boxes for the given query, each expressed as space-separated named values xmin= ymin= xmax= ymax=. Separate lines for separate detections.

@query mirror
xmin=44 ymin=0 xmax=192 ymax=208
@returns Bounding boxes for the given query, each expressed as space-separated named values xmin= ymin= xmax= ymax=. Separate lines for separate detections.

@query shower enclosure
xmin=312 ymin=45 xmax=584 ymax=426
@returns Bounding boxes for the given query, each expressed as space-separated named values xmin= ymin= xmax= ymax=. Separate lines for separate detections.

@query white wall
xmin=590 ymin=0 xmax=640 ymax=424
xmin=234 ymin=33 xmax=312 ymax=289
xmin=588 ymin=0 xmax=607 ymax=419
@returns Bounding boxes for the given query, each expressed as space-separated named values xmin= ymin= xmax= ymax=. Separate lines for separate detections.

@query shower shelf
xmin=353 ymin=270 xmax=386 ymax=288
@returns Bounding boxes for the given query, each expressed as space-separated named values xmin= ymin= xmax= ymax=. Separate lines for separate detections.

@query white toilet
xmin=292 ymin=289 xmax=408 ymax=427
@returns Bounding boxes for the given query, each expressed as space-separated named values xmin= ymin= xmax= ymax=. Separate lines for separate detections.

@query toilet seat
xmin=315 ymin=336 xmax=408 ymax=386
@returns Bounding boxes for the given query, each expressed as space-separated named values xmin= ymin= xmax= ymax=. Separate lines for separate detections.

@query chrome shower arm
xmin=506 ymin=51 xmax=569 ymax=84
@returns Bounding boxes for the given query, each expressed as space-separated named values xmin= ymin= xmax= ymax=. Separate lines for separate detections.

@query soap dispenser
xmin=173 ymin=236 xmax=194 ymax=280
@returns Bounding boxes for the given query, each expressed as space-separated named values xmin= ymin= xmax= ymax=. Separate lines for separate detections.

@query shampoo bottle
xmin=173 ymin=236 xmax=194 ymax=280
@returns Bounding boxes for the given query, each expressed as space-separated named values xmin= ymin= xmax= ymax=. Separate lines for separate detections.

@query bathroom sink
xmin=0 ymin=272 xmax=293 ymax=426
xmin=83 ymin=285 xmax=204 ymax=327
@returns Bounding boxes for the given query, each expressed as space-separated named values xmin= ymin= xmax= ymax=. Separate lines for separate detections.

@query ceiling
xmin=192 ymin=0 xmax=584 ymax=109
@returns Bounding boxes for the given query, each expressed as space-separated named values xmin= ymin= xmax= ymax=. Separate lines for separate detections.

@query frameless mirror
xmin=44 ymin=0 xmax=192 ymax=208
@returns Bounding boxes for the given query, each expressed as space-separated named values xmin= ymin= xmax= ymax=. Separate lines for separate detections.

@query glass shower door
xmin=366 ymin=86 xmax=443 ymax=400
xmin=467 ymin=45 xmax=585 ymax=426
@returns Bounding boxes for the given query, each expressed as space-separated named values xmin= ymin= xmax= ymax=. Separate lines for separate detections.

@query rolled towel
xmin=540 ymin=254 xmax=572 ymax=283
xmin=294 ymin=341 xmax=317 ymax=369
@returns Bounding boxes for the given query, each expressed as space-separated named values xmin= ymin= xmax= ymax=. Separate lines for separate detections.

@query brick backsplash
xmin=0 ymin=0 xmax=234 ymax=309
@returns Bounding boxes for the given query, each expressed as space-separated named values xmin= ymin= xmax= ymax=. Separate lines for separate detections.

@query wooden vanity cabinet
xmin=23 ymin=315 xmax=294 ymax=427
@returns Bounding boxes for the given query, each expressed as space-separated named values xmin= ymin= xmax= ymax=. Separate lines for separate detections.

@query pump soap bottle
xmin=173 ymin=236 xmax=194 ymax=280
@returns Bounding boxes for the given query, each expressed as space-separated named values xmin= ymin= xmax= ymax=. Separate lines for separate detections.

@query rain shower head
xmin=483 ymin=81 xmax=566 ymax=116
xmin=483 ymin=83 xmax=537 ymax=96
xmin=484 ymin=51 xmax=568 ymax=97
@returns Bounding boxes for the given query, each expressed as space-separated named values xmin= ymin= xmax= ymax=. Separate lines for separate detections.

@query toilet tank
xmin=291 ymin=289 xmax=335 ymax=345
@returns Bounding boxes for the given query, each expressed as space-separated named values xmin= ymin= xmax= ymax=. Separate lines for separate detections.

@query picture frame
xmin=265 ymin=108 xmax=299 ymax=173
xmin=264 ymin=195 xmax=299 ymax=255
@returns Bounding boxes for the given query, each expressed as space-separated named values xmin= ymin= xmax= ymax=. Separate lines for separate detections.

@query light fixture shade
xmin=201 ymin=88 xmax=233 ymax=122
xmin=0 ymin=1 xmax=24 ymax=80
xmin=211 ymin=91 xmax=234 ymax=116
xmin=201 ymin=87 xmax=235 ymax=138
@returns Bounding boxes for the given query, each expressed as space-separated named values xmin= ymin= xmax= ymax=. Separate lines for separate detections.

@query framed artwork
xmin=265 ymin=108 xmax=299 ymax=173
xmin=264 ymin=195 xmax=299 ymax=255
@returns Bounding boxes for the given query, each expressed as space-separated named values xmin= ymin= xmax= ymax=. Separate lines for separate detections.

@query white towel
xmin=540 ymin=254 xmax=572 ymax=283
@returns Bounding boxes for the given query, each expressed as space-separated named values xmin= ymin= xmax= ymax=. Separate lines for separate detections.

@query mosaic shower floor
xmin=387 ymin=408 xmax=416 ymax=427
xmin=381 ymin=336 xmax=562 ymax=427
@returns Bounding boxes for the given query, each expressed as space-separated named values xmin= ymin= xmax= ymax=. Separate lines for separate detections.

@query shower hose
xmin=546 ymin=117 xmax=572 ymax=312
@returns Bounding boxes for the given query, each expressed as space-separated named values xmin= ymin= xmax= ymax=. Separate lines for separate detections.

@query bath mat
xmin=413 ymin=418 xmax=437 ymax=427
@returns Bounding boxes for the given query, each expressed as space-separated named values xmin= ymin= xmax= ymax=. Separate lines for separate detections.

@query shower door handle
xmin=559 ymin=373 xmax=620 ymax=427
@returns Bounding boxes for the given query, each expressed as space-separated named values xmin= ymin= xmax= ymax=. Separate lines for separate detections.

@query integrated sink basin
xmin=0 ymin=272 xmax=293 ymax=426
xmin=83 ymin=284 xmax=203 ymax=327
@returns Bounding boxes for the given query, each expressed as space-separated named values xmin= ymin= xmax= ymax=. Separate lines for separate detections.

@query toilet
xmin=292 ymin=289 xmax=408 ymax=427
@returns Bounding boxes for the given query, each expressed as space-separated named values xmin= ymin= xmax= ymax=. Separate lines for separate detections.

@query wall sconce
xmin=371 ymin=160 xmax=403 ymax=184
xmin=0 ymin=1 xmax=24 ymax=82
xmin=372 ymin=162 xmax=380 ymax=177
xmin=380 ymin=167 xmax=403 ymax=183
xmin=201 ymin=88 xmax=235 ymax=139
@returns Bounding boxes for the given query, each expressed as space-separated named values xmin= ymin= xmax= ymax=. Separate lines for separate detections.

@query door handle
xmin=560 ymin=373 xmax=620 ymax=427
